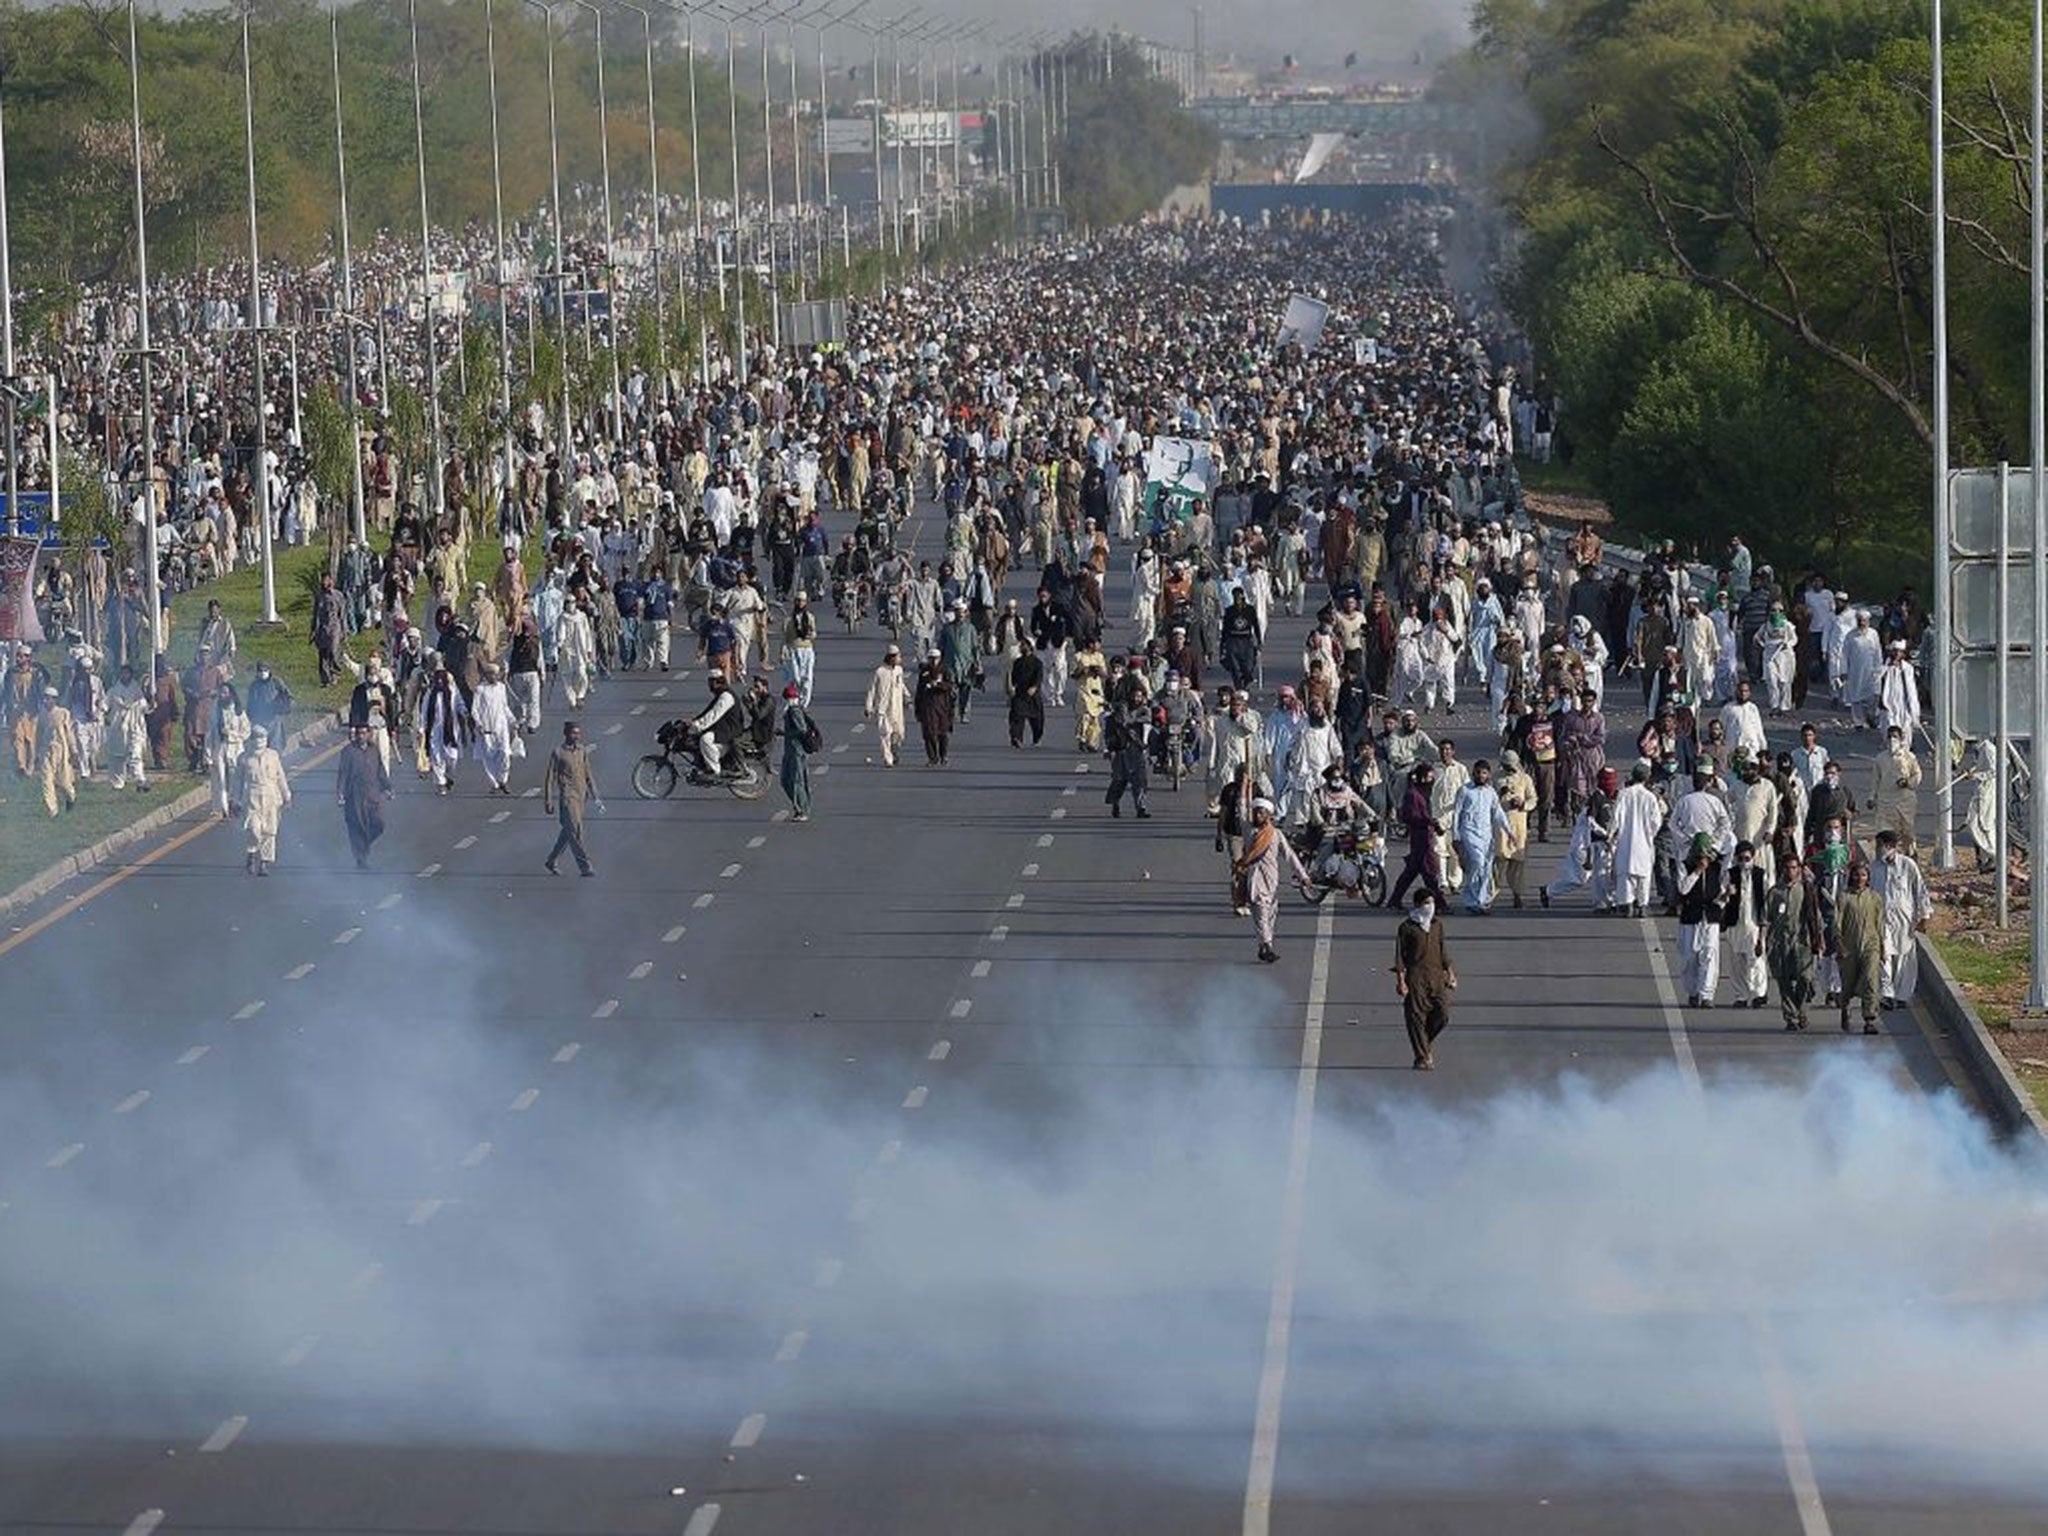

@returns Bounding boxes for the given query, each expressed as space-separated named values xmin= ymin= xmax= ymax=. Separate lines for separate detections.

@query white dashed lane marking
xmin=971 ymin=960 xmax=992 ymax=978
xmin=694 ymin=893 xmax=715 ymax=909
xmin=949 ymin=1000 xmax=972 ymax=1019
xmin=849 ymin=1196 xmax=877 ymax=1223
xmin=875 ymin=1139 xmax=902 ymax=1167
xmin=771 ymin=809 xmax=790 ymax=822
xmin=630 ymin=704 xmax=647 ymax=716
xmin=929 ymin=1039 xmax=953 ymax=1060
xmin=593 ymin=998 xmax=620 ymax=1017
xmin=630 ymin=961 xmax=654 ymax=979
xmin=284 ymin=963 xmax=315 ymax=981
xmin=1022 ymin=863 xmax=1039 ymax=877
xmin=46 ymin=1143 xmax=84 ymax=1169
xmin=989 ymin=924 xmax=1009 ymax=942
xmin=279 ymin=1334 xmax=320 ymax=1368
xmin=683 ymin=1506 xmax=721 ymax=1536
xmin=334 ymin=927 xmax=361 ymax=945
xmin=350 ymin=1262 xmax=384 ymax=1293
xmin=489 ymin=810 xmax=510 ymax=824
xmin=746 ymin=835 xmax=766 ymax=849
xmin=720 ymin=863 xmax=742 ymax=878
xmin=832 ymin=742 xmax=848 ymax=754
xmin=176 ymin=1046 xmax=209 ymax=1066
xmin=1062 ymin=785 xmax=1077 ymax=797
xmin=730 ymin=1413 xmax=766 ymax=1449
xmin=523 ymin=786 xmax=541 ymax=798
xmin=509 ymin=1088 xmax=540 ymax=1111
xmin=455 ymin=836 xmax=477 ymax=850
xmin=553 ymin=1044 xmax=581 ymax=1064
xmin=603 ymin=723 xmax=623 ymax=735
xmin=376 ymin=892 xmax=404 ymax=909
xmin=663 ymin=925 xmax=687 ymax=943
xmin=903 ymin=1086 xmax=929 ymax=1109
xmin=123 ymin=1512 xmax=165 ymax=1536
xmin=233 ymin=1000 xmax=265 ymax=1021
xmin=653 ymin=687 xmax=669 ymax=699
xmin=1037 ymin=833 xmax=1054 ymax=847
xmin=407 ymin=1199 xmax=444 ymax=1227
xmin=417 ymin=863 xmax=441 ymax=878
xmin=1049 ymin=807 xmax=1066 ymax=820
xmin=814 ymin=1258 xmax=845 ymax=1289
xmin=112 ymin=1091 xmax=150 ymax=1116
xmin=775 ymin=1330 xmax=808 ymax=1363
xmin=460 ymin=1142 xmax=493 ymax=1168
xmin=199 ymin=1415 xmax=248 ymax=1453
xmin=1005 ymin=894 xmax=1025 ymax=909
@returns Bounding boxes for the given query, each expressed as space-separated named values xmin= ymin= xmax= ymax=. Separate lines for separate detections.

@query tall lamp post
xmin=620 ymin=0 xmax=668 ymax=397
xmin=0 ymin=45 xmax=16 ymax=539
xmin=483 ymin=0 xmax=517 ymax=524
xmin=569 ymin=0 xmax=625 ymax=440
xmin=803 ymin=0 xmax=870 ymax=282
xmin=125 ymin=0 xmax=163 ymax=674
xmin=328 ymin=0 xmax=367 ymax=544
xmin=238 ymin=2 xmax=277 ymax=622
xmin=521 ymin=0 xmax=574 ymax=455
xmin=405 ymin=0 xmax=446 ymax=525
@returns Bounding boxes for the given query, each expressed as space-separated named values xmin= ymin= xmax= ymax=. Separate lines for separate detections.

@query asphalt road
xmin=0 ymin=503 xmax=2042 ymax=1536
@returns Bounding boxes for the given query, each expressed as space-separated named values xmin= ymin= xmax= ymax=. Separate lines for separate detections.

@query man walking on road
xmin=1830 ymin=858 xmax=1884 ymax=1033
xmin=1871 ymin=828 xmax=1931 ymax=1010
xmin=336 ymin=723 xmax=391 ymax=869
xmin=865 ymin=645 xmax=909 ymax=766
xmin=236 ymin=724 xmax=291 ymax=875
xmin=542 ymin=720 xmax=602 ymax=876
xmin=1395 ymin=893 xmax=1457 ymax=1069
xmin=1765 ymin=853 xmax=1825 ymax=1030
xmin=779 ymin=683 xmax=816 ymax=821
xmin=1233 ymin=797 xmax=1308 ymax=963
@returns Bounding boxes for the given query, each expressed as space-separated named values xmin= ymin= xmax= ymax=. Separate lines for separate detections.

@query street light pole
xmin=724 ymin=7 xmax=749 ymax=382
xmin=484 ymin=0 xmax=517 ymax=533
xmin=2028 ymin=0 xmax=2047 ymax=1008
xmin=569 ymin=0 xmax=624 ymax=442
xmin=1931 ymin=0 xmax=1954 ymax=870
xmin=0 ymin=49 xmax=16 ymax=539
xmin=683 ymin=1 xmax=711 ymax=383
xmin=621 ymin=2 xmax=667 ymax=397
xmin=125 ymin=0 xmax=163 ymax=677
xmin=406 ymin=0 xmax=446 ymax=526
xmin=522 ymin=0 xmax=574 ymax=456
xmin=239 ymin=3 xmax=277 ymax=623
xmin=328 ymin=1 xmax=367 ymax=545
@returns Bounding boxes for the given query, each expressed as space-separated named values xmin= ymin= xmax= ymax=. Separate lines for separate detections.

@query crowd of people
xmin=0 ymin=202 xmax=1963 ymax=1062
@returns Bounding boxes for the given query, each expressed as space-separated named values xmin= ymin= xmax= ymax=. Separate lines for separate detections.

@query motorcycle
xmin=1149 ymin=710 xmax=1204 ymax=790
xmin=1293 ymin=820 xmax=1388 ymax=907
xmin=632 ymin=716 xmax=766 ymax=800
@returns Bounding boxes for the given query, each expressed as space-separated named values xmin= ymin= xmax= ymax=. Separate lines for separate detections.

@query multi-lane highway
xmin=1 ymin=504 xmax=2043 ymax=1536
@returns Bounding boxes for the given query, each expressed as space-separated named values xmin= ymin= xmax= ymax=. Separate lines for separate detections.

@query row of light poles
xmin=0 ymin=0 xmax=1074 ymax=671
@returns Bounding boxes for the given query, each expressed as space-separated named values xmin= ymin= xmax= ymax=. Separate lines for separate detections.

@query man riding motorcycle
xmin=684 ymin=674 xmax=746 ymax=779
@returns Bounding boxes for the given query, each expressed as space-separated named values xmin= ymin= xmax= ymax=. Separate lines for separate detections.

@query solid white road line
xmin=284 ymin=963 xmax=315 ymax=981
xmin=593 ymin=998 xmax=620 ymax=1017
xmin=553 ymin=1044 xmax=581 ymax=1064
xmin=928 ymin=1039 xmax=952 ymax=1060
xmin=814 ymin=1258 xmax=844 ymax=1288
xmin=334 ymin=927 xmax=361 ymax=945
xmin=509 ymin=1088 xmax=540 ymax=1111
xmin=1241 ymin=901 xmax=1336 ymax=1536
xmin=407 ymin=1199 xmax=444 ymax=1227
xmin=460 ymin=1142 xmax=493 ymax=1168
xmin=45 ymin=1143 xmax=83 ymax=1169
xmin=683 ymin=1505 xmax=721 ymax=1536
xmin=122 ymin=1511 xmax=165 ymax=1536
xmin=199 ymin=1415 xmax=248 ymax=1453
xmin=730 ymin=1413 xmax=766 ymax=1448
xmin=775 ymin=1329 xmax=808 ymax=1363
xmin=232 ymin=1000 xmax=265 ymax=1020
xmin=902 ymin=1085 xmax=929 ymax=1109
xmin=112 ymin=1091 xmax=150 ymax=1116
xmin=1639 ymin=920 xmax=1831 ymax=1532
xmin=175 ymin=1046 xmax=209 ymax=1066
xmin=663 ymin=924 xmax=688 ymax=942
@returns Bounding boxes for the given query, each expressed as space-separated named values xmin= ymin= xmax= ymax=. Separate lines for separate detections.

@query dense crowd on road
xmin=2 ymin=204 xmax=1968 ymax=1061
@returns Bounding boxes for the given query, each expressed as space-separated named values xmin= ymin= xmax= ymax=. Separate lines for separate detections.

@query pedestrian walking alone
xmin=335 ymin=723 xmax=391 ymax=869
xmin=779 ymin=683 xmax=816 ymax=820
xmin=1830 ymin=858 xmax=1884 ymax=1033
xmin=1232 ymin=797 xmax=1308 ymax=963
xmin=543 ymin=720 xmax=603 ymax=876
xmin=236 ymin=723 xmax=291 ymax=875
xmin=1395 ymin=892 xmax=1457 ymax=1069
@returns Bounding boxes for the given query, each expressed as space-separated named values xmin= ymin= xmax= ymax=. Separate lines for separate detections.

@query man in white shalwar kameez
xmin=1870 ymin=829 xmax=1931 ymax=1008
xmin=108 ymin=665 xmax=150 ymax=790
xmin=1877 ymin=641 xmax=1921 ymax=736
xmin=1679 ymin=597 xmax=1720 ymax=706
xmin=559 ymin=602 xmax=596 ymax=709
xmin=470 ymin=663 xmax=523 ymax=794
xmin=235 ymin=724 xmax=291 ymax=875
xmin=1611 ymin=763 xmax=1665 ymax=917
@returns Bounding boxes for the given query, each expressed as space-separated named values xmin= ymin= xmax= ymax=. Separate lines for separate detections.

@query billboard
xmin=820 ymin=117 xmax=876 ymax=156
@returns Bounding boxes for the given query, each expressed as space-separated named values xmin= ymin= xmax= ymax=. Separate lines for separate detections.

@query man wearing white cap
xmin=34 ymin=685 xmax=78 ymax=817
xmin=864 ymin=644 xmax=909 ymax=767
xmin=1840 ymin=610 xmax=1883 ymax=727
xmin=236 ymin=724 xmax=292 ymax=875
xmin=1232 ymin=796 xmax=1309 ymax=964
xmin=1877 ymin=640 xmax=1921 ymax=737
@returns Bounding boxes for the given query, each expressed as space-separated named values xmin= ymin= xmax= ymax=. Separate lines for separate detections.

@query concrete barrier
xmin=1915 ymin=933 xmax=2048 ymax=1144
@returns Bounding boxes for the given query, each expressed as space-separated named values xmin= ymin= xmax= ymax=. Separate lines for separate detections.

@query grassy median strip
xmin=1 ymin=534 xmax=522 ymax=896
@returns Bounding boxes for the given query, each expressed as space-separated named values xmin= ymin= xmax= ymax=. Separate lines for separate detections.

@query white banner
xmin=1293 ymin=131 xmax=1345 ymax=183
xmin=1277 ymin=293 xmax=1330 ymax=353
xmin=1146 ymin=435 xmax=1217 ymax=498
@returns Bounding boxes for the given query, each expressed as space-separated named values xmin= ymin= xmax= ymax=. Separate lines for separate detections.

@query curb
xmin=0 ymin=712 xmax=344 ymax=923
xmin=1916 ymin=933 xmax=2048 ymax=1144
